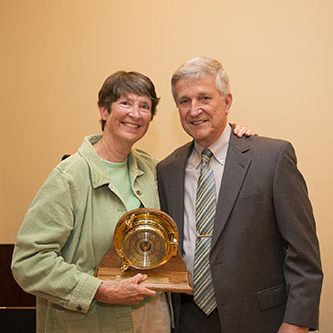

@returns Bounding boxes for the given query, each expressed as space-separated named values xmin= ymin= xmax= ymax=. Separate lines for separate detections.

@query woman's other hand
xmin=231 ymin=122 xmax=258 ymax=137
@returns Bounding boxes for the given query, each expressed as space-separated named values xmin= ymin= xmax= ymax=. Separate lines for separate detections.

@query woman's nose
xmin=129 ymin=105 xmax=141 ymax=119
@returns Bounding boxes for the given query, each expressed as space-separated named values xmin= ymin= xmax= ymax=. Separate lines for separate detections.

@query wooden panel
xmin=0 ymin=244 xmax=36 ymax=307
xmin=0 ymin=309 xmax=36 ymax=332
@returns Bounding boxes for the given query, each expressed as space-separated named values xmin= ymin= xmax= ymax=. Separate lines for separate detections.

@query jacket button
xmin=76 ymin=305 xmax=82 ymax=311
xmin=136 ymin=190 xmax=142 ymax=195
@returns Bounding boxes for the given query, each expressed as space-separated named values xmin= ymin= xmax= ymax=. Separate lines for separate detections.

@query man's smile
xmin=191 ymin=119 xmax=207 ymax=125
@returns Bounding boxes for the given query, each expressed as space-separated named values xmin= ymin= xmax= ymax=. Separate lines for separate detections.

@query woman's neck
xmin=93 ymin=135 xmax=131 ymax=162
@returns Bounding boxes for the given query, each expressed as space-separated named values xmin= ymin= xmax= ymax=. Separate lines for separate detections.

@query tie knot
xmin=201 ymin=149 xmax=213 ymax=165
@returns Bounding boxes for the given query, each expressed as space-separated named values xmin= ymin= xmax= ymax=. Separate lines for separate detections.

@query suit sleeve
xmin=272 ymin=141 xmax=323 ymax=330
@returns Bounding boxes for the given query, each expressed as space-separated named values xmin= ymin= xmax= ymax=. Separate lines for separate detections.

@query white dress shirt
xmin=183 ymin=124 xmax=231 ymax=276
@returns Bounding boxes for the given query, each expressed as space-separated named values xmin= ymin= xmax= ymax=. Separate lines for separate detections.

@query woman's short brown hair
xmin=98 ymin=71 xmax=160 ymax=130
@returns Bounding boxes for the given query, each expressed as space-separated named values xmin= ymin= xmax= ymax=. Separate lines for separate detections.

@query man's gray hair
xmin=171 ymin=57 xmax=230 ymax=102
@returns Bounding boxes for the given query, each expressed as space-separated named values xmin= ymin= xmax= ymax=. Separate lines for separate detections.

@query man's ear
xmin=225 ymin=94 xmax=233 ymax=114
xmin=99 ymin=106 xmax=109 ymax=120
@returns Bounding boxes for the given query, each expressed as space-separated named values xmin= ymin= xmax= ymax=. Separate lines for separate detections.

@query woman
xmin=12 ymin=71 xmax=169 ymax=332
xmin=11 ymin=70 xmax=249 ymax=332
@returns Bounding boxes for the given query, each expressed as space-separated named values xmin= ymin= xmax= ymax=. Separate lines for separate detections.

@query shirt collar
xmin=79 ymin=135 xmax=143 ymax=188
xmin=193 ymin=123 xmax=231 ymax=169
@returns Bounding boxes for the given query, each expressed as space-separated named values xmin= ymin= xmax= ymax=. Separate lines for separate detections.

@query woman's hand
xmin=231 ymin=122 xmax=257 ymax=137
xmin=277 ymin=323 xmax=309 ymax=332
xmin=94 ymin=273 xmax=156 ymax=305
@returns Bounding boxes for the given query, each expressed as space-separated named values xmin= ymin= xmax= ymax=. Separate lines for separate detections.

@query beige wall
xmin=1 ymin=0 xmax=332 ymax=330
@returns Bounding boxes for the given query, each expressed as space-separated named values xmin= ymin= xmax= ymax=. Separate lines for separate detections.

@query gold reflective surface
xmin=113 ymin=208 xmax=178 ymax=271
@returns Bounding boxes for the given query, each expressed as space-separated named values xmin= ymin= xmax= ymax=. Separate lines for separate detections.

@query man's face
xmin=174 ymin=75 xmax=232 ymax=147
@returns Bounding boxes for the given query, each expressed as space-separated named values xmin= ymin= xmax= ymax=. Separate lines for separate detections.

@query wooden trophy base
xmin=94 ymin=243 xmax=193 ymax=294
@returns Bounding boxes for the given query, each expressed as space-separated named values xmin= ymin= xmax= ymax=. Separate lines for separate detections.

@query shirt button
xmin=136 ymin=190 xmax=142 ymax=195
xmin=76 ymin=305 xmax=82 ymax=311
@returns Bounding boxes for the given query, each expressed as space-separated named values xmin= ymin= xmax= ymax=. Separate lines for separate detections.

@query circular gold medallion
xmin=113 ymin=208 xmax=178 ymax=271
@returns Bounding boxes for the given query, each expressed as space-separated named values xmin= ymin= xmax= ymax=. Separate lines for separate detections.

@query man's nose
xmin=189 ymin=100 xmax=202 ymax=117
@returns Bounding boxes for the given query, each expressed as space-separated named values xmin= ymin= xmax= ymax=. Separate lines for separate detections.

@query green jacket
xmin=11 ymin=135 xmax=160 ymax=332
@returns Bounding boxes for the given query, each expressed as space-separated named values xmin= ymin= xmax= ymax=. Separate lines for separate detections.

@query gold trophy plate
xmin=94 ymin=208 xmax=192 ymax=294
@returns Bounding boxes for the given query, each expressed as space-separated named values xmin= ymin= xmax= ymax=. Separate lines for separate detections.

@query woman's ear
xmin=99 ymin=106 xmax=109 ymax=120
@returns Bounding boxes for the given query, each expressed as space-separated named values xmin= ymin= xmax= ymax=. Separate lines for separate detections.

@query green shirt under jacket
xmin=11 ymin=135 xmax=161 ymax=332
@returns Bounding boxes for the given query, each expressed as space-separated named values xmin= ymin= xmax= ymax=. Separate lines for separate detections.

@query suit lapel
xmin=211 ymin=135 xmax=252 ymax=250
xmin=168 ymin=142 xmax=193 ymax=253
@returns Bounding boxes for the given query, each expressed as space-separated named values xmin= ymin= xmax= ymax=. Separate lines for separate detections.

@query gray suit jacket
xmin=157 ymin=131 xmax=323 ymax=332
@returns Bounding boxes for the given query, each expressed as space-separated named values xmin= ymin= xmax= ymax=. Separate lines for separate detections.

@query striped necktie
xmin=193 ymin=148 xmax=217 ymax=315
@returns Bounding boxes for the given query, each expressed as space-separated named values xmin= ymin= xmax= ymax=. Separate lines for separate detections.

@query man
xmin=157 ymin=57 xmax=323 ymax=332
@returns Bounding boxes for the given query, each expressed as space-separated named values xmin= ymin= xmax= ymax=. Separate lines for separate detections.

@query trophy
xmin=94 ymin=208 xmax=193 ymax=294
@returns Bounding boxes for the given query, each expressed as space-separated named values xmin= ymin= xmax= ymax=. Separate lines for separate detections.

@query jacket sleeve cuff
xmin=68 ymin=274 xmax=102 ymax=313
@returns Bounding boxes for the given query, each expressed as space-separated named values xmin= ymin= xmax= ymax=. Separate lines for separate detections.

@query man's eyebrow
xmin=177 ymin=95 xmax=188 ymax=101
xmin=198 ymin=91 xmax=212 ymax=97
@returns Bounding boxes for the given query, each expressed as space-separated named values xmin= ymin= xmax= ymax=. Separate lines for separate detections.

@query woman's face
xmin=101 ymin=93 xmax=152 ymax=147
